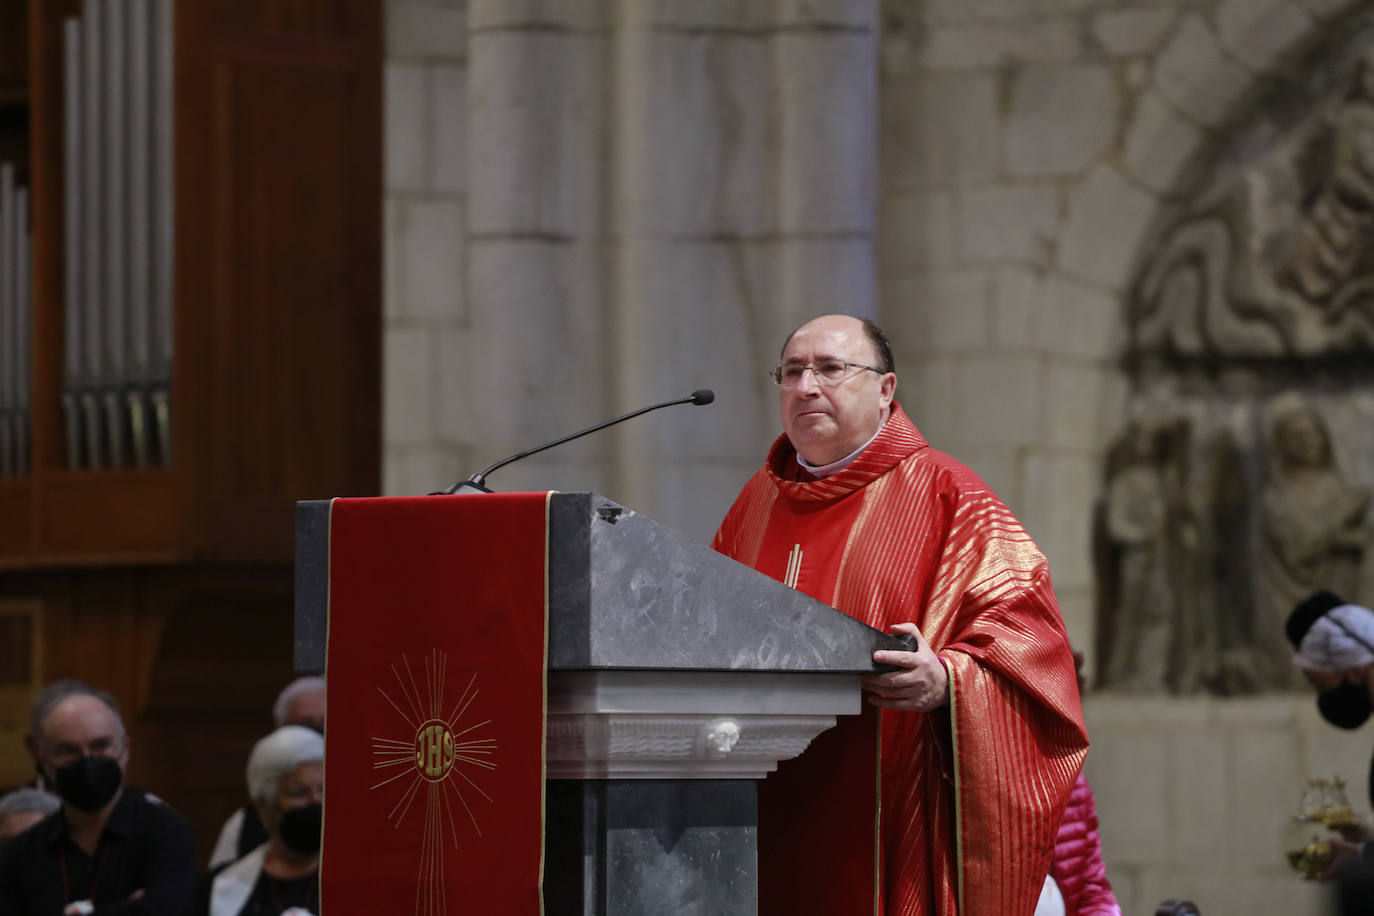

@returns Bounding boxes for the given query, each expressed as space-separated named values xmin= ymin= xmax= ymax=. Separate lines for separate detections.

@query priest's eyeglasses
xmin=771 ymin=359 xmax=884 ymax=389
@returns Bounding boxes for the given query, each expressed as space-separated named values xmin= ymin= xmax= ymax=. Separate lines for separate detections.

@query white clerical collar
xmin=797 ymin=418 xmax=887 ymax=479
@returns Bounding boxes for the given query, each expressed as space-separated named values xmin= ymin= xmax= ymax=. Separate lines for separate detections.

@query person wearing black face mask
xmin=0 ymin=688 xmax=197 ymax=915
xmin=208 ymin=677 xmax=326 ymax=871
xmin=191 ymin=726 xmax=324 ymax=916
xmin=1287 ymin=590 xmax=1374 ymax=911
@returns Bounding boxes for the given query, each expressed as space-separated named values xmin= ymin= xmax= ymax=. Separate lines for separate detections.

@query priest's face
xmin=778 ymin=315 xmax=896 ymax=466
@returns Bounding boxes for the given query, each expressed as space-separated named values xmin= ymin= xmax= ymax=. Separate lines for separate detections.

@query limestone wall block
xmin=1057 ymin=165 xmax=1157 ymax=288
xmin=1054 ymin=584 xmax=1092 ymax=661
xmin=1044 ymin=360 xmax=1108 ymax=449
xmin=1291 ymin=0 xmax=1364 ymax=17
xmin=1018 ymin=449 xmax=1095 ymax=588
xmin=916 ymin=19 xmax=1081 ymax=71
xmin=917 ymin=0 xmax=1105 ymax=24
xmin=1216 ymin=0 xmax=1313 ymax=72
xmin=1231 ymin=726 xmax=1302 ymax=867
xmin=887 ymin=270 xmax=990 ymax=352
xmin=388 ymin=0 xmax=467 ymax=61
xmin=881 ymin=72 xmax=1000 ymax=188
xmin=1034 ymin=272 xmax=1120 ymax=360
xmin=617 ymin=31 xmax=770 ymax=236
xmin=957 ymin=182 xmax=1060 ymax=263
xmin=774 ymin=0 xmax=877 ymax=29
xmin=776 ymin=31 xmax=876 ymax=234
xmin=649 ymin=463 xmax=775 ymax=546
xmin=1152 ymin=12 xmax=1255 ymax=127
xmin=879 ymin=187 xmax=957 ymax=275
xmin=1005 ymin=64 xmax=1116 ymax=177
xmin=469 ymin=31 xmax=597 ymax=235
xmin=989 ymin=265 xmax=1039 ymax=350
xmin=1213 ymin=876 xmax=1328 ymax=916
xmin=900 ymin=353 xmax=960 ymax=448
xmin=383 ymin=199 xmax=402 ymax=321
xmin=467 ymin=239 xmax=606 ymax=447
xmin=1294 ymin=701 xmax=1371 ymax=797
xmin=390 ymin=197 xmax=465 ymax=321
xmin=434 ymin=325 xmax=472 ymax=446
xmin=383 ymin=445 xmax=463 ymax=497
xmin=775 ymin=237 xmax=877 ymax=328
xmin=384 ymin=325 xmax=436 ymax=445
xmin=614 ymin=240 xmax=778 ymax=460
xmin=1082 ymin=727 xmax=1171 ymax=864
xmin=1083 ymin=695 xmax=1212 ymax=732
xmin=468 ymin=0 xmax=605 ymax=30
xmin=386 ymin=63 xmax=427 ymax=192
xmin=953 ymin=353 xmax=1043 ymax=447
xmin=944 ymin=445 xmax=1018 ymax=509
xmin=1094 ymin=367 xmax=1129 ymax=445
xmin=429 ymin=64 xmax=467 ymax=193
xmin=1165 ymin=727 xmax=1229 ymax=867
xmin=1090 ymin=8 xmax=1176 ymax=58
xmin=1123 ymin=89 xmax=1204 ymax=194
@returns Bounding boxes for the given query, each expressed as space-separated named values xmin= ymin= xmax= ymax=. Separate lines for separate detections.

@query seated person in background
xmin=20 ymin=679 xmax=99 ymax=792
xmin=0 ymin=685 xmax=196 ymax=915
xmin=1286 ymin=590 xmax=1374 ymax=913
xmin=209 ymin=677 xmax=325 ymax=868
xmin=0 ymin=788 xmax=60 ymax=843
xmin=191 ymin=726 xmax=323 ymax=916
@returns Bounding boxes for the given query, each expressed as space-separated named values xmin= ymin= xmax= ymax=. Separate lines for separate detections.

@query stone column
xmin=466 ymin=0 xmax=614 ymax=494
xmin=457 ymin=0 xmax=879 ymax=540
xmin=608 ymin=0 xmax=881 ymax=540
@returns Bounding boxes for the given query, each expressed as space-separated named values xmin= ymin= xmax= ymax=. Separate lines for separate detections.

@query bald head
xmin=780 ymin=315 xmax=893 ymax=374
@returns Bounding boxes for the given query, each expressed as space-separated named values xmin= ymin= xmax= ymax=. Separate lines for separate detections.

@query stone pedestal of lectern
xmin=296 ymin=492 xmax=902 ymax=915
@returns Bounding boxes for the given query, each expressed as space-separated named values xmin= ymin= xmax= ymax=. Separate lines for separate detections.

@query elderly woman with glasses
xmin=192 ymin=726 xmax=323 ymax=916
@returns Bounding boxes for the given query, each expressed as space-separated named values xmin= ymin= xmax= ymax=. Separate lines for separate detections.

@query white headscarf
xmin=1293 ymin=603 xmax=1374 ymax=672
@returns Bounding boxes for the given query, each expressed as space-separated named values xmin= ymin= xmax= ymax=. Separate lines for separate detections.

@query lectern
xmin=295 ymin=492 xmax=905 ymax=915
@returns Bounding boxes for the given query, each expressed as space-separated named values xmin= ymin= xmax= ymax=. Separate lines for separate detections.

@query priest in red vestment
xmin=712 ymin=314 xmax=1089 ymax=916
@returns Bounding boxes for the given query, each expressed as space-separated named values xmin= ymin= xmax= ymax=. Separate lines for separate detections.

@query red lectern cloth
xmin=322 ymin=493 xmax=550 ymax=916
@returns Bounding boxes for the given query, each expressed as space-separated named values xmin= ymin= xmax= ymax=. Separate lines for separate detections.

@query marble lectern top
xmin=295 ymin=492 xmax=910 ymax=673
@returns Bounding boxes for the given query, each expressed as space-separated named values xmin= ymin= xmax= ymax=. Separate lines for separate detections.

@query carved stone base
xmin=546 ymin=670 xmax=861 ymax=779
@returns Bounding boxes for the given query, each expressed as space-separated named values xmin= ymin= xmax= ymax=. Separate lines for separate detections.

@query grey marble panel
xmin=294 ymin=499 xmax=330 ymax=673
xmin=548 ymin=492 xmax=909 ymax=671
xmin=544 ymin=780 xmax=757 ymax=916
xmin=295 ymin=493 xmax=912 ymax=674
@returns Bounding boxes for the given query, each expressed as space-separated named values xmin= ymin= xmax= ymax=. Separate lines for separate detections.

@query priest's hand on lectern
xmin=862 ymin=623 xmax=950 ymax=713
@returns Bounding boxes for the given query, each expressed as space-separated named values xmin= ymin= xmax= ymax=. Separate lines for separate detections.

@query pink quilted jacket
xmin=1050 ymin=773 xmax=1122 ymax=916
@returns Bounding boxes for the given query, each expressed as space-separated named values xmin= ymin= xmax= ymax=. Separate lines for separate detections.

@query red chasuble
xmin=324 ymin=494 xmax=549 ymax=916
xmin=712 ymin=404 xmax=1088 ymax=916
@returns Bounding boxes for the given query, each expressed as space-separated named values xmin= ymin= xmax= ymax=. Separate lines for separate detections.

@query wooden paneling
xmin=175 ymin=0 xmax=381 ymax=563
xmin=5 ymin=0 xmax=380 ymax=862
xmin=0 ymin=1 xmax=28 ymax=103
xmin=6 ymin=0 xmax=380 ymax=567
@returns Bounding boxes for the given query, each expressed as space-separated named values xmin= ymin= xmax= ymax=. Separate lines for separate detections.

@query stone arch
xmin=1096 ymin=0 xmax=1374 ymax=694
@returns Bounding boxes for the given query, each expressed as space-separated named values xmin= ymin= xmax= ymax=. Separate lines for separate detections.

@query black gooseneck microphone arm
xmin=439 ymin=389 xmax=715 ymax=494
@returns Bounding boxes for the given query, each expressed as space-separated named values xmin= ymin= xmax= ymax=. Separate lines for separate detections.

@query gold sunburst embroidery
xmin=370 ymin=649 xmax=497 ymax=915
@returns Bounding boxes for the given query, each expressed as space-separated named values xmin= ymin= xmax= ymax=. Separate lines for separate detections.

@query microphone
xmin=438 ymin=389 xmax=715 ymax=494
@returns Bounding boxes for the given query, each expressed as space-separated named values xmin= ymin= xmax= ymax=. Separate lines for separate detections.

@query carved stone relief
xmin=1099 ymin=22 xmax=1374 ymax=694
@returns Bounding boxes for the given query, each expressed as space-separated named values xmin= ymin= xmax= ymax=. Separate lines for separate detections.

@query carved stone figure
xmin=1132 ymin=51 xmax=1374 ymax=359
xmin=1258 ymin=401 xmax=1371 ymax=685
xmin=1106 ymin=29 xmax=1374 ymax=695
xmin=1278 ymin=56 xmax=1374 ymax=317
xmin=1100 ymin=419 xmax=1195 ymax=692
